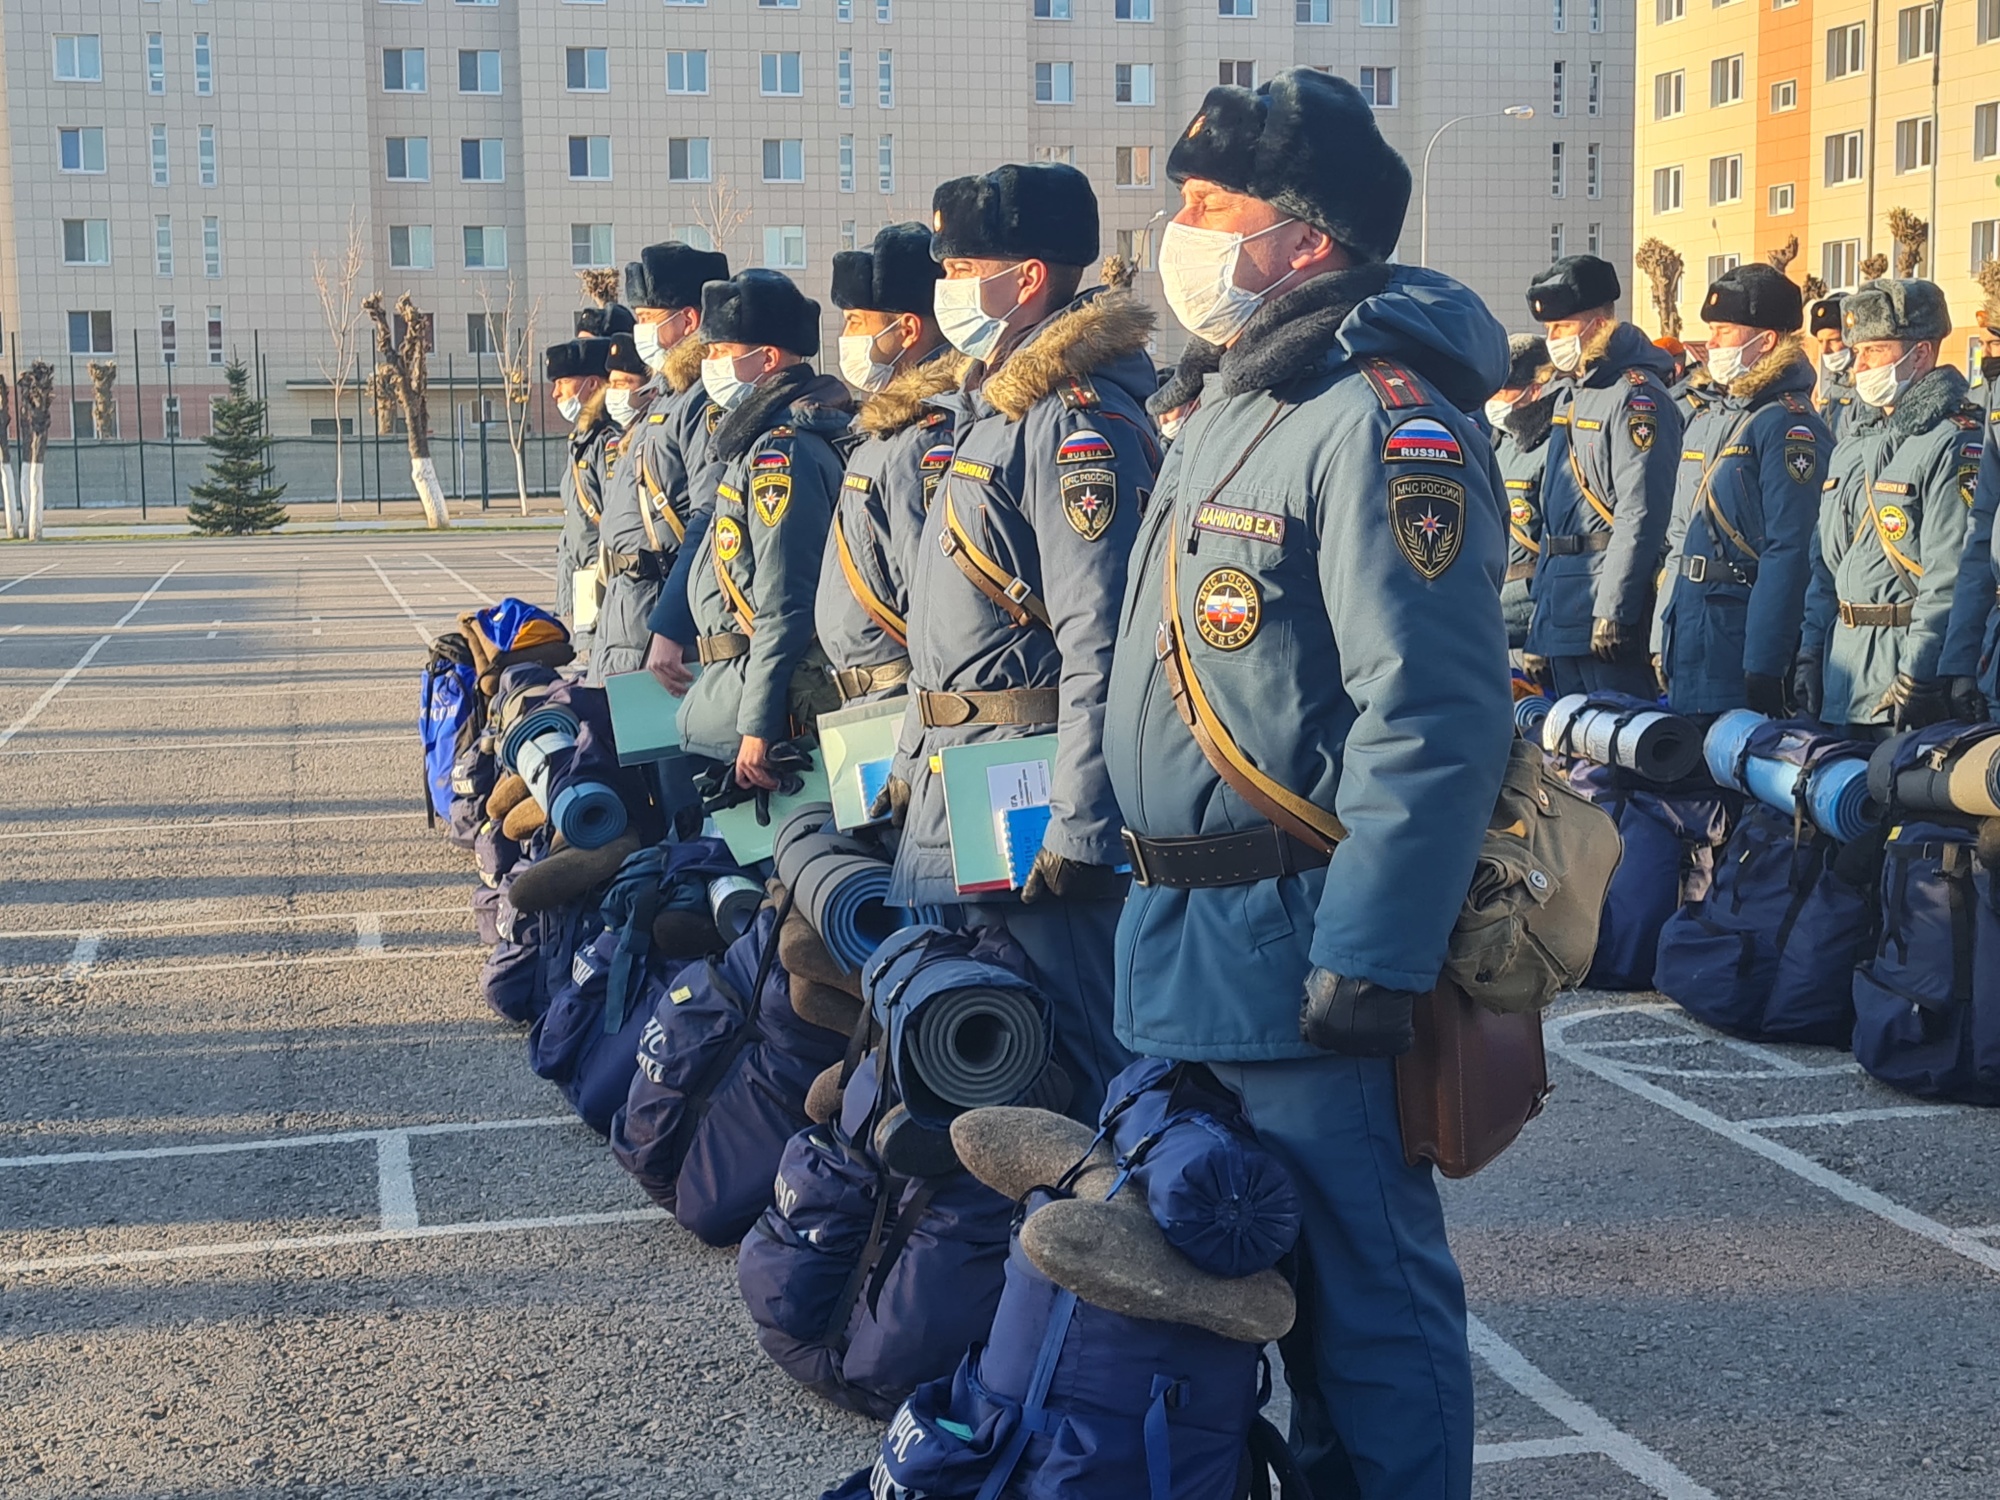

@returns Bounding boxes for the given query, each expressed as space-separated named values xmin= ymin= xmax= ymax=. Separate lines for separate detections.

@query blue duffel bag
xmin=1655 ymin=801 xmax=1874 ymax=1045
xmin=527 ymin=927 xmax=659 ymax=1134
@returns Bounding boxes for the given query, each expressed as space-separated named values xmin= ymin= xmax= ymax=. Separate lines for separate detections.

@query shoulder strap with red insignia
xmin=1780 ymin=392 xmax=1812 ymax=415
xmin=1058 ymin=377 xmax=1101 ymax=413
xmin=1357 ymin=357 xmax=1429 ymax=411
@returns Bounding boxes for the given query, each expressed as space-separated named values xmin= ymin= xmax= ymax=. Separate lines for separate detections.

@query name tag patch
xmin=1194 ymin=502 xmax=1287 ymax=547
xmin=1874 ymin=480 xmax=1915 ymax=496
xmin=1381 ymin=416 xmax=1464 ymax=466
xmin=952 ymin=457 xmax=994 ymax=482
xmin=842 ymin=473 xmax=874 ymax=494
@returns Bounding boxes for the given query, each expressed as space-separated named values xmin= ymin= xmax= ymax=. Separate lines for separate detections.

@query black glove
xmin=1744 ymin=672 xmax=1789 ymax=719
xmin=1299 ymin=967 xmax=1419 ymax=1057
xmin=761 ymin=740 xmax=813 ymax=800
xmin=1948 ymin=676 xmax=1988 ymax=724
xmin=1793 ymin=657 xmax=1824 ymax=721
xmin=1879 ymin=672 xmax=1946 ymax=731
xmin=868 ymin=774 xmax=911 ymax=826
xmin=634 ymin=549 xmax=670 ymax=582
xmin=1020 ymin=849 xmax=1126 ymax=904
xmin=694 ymin=761 xmax=758 ymax=817
xmin=1589 ymin=616 xmax=1629 ymax=663
xmin=1520 ymin=653 xmax=1550 ymax=690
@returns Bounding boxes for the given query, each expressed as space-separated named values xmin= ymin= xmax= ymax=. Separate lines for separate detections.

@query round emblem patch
xmin=1878 ymin=504 xmax=1910 ymax=543
xmin=1509 ymin=497 xmax=1533 ymax=527
xmin=715 ymin=516 xmax=743 ymax=562
xmin=1194 ymin=568 xmax=1261 ymax=652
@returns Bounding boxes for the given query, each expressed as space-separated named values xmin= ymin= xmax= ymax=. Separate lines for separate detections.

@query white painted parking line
xmin=499 ymin=550 xmax=557 ymax=581
xmin=422 ymin=553 xmax=490 ymax=600
xmin=365 ymin=555 xmax=441 ymax=645
xmin=1736 ymin=1105 xmax=1967 ymax=1130
xmin=1468 ymin=1315 xmax=1719 ymax=1499
xmin=375 ymin=1133 xmax=419 ymax=1231
xmin=0 ymin=809 xmax=413 ymax=843
xmin=1962 ymin=1225 xmax=2000 ymax=1239
xmin=0 ymin=945 xmax=482 ymax=987
xmin=56 ymin=931 xmax=104 ymax=981
xmin=0 ymin=562 xmax=60 ymax=594
xmin=0 ymin=1115 xmax=575 ymax=1171
xmin=1474 ymin=1436 xmax=1605 ymax=1465
xmin=0 ymin=733 xmax=407 ymax=758
xmin=0 ymin=561 xmax=184 ymax=750
xmin=0 ymin=905 xmax=464 ymax=941
xmin=206 ymin=619 xmax=220 ymax=639
xmin=355 ymin=912 xmax=384 ymax=952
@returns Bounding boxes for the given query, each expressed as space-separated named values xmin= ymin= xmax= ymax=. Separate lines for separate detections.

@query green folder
xmin=603 ymin=669 xmax=688 ymax=765
xmin=939 ymin=735 xmax=1061 ymax=895
xmin=712 ymin=756 xmax=833 ymax=865
xmin=818 ymin=697 xmax=911 ymax=831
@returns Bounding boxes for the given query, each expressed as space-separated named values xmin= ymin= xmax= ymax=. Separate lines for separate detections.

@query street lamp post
xmin=1420 ymin=105 xmax=1535 ymax=267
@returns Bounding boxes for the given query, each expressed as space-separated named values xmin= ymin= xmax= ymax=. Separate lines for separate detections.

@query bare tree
xmin=1979 ymin=257 xmax=2000 ymax=323
xmin=1886 ymin=208 xmax=1928 ymax=279
xmin=1635 ymin=239 xmax=1685 ymax=340
xmin=477 ymin=276 xmax=543 ymax=516
xmin=690 ymin=176 xmax=752 ymax=261
xmin=577 ymin=267 xmax=622 ymax=310
xmin=17 ymin=362 xmax=54 ymax=540
xmin=311 ymin=211 xmax=367 ymax=518
xmin=363 ymin=291 xmax=451 ymax=528
xmin=1765 ymin=235 xmax=1800 ymax=276
xmin=0 ymin=376 xmax=16 ymax=540
xmin=1859 ymin=252 xmax=1889 ymax=282
xmin=88 ymin=362 xmax=118 ymax=440
xmin=1098 ymin=255 xmax=1136 ymax=291
xmin=1802 ymin=274 xmax=1828 ymax=302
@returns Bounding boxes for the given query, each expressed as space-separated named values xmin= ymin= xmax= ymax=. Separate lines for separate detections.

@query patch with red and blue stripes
xmin=752 ymin=447 xmax=790 ymax=471
xmin=1381 ymin=416 xmax=1464 ymax=466
xmin=1056 ymin=429 xmax=1115 ymax=466
xmin=921 ymin=443 xmax=954 ymax=471
xmin=1787 ymin=424 xmax=1819 ymax=443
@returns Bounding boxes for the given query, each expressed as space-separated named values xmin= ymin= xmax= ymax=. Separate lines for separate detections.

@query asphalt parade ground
xmin=1 ymin=535 xmax=1996 ymax=1500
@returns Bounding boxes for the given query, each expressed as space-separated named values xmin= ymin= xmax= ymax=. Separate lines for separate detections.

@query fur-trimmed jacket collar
xmin=1503 ymin=388 xmax=1560 ymax=451
xmin=1886 ymin=363 xmax=1973 ymax=440
xmin=711 ymin=365 xmax=853 ymax=463
xmin=981 ymin=290 xmax=1156 ymax=422
xmin=664 ymin=335 xmax=706 ymax=395
xmin=1726 ymin=338 xmax=1817 ymax=404
xmin=857 ymin=349 xmax=969 ymax=436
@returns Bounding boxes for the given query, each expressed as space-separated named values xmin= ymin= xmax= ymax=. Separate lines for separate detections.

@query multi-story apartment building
xmin=4 ymin=0 xmax=1633 ymax=449
xmin=1635 ymin=0 xmax=2000 ymax=365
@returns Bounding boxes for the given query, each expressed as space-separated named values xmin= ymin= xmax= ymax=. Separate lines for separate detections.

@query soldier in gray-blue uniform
xmin=1800 ymin=279 xmax=1984 ymax=737
xmin=817 ymin=223 xmax=959 ymax=705
xmin=1490 ymin=334 xmax=1555 ymax=650
xmin=876 ymin=162 xmax=1161 ymax=1118
xmin=676 ymin=271 xmax=853 ymax=789
xmin=1809 ymin=295 xmax=1867 ymax=444
xmin=548 ymin=337 xmax=615 ymax=649
xmin=1930 ymin=296 xmax=2000 ymax=722
xmin=587 ymin=330 xmax=657 ymax=682
xmin=1523 ymin=255 xmax=1683 ymax=697
xmin=1105 ymin=70 xmax=1511 ymax=1500
xmin=594 ymin=242 xmax=730 ymax=681
xmin=1651 ymin=264 xmax=1828 ymax=717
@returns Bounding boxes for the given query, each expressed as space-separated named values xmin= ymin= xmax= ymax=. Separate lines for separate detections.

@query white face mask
xmin=605 ymin=388 xmax=638 ymax=428
xmin=701 ymin=351 xmax=761 ymax=410
xmin=1159 ymin=218 xmax=1302 ymax=346
xmin=934 ymin=268 xmax=1021 ymax=362
xmin=839 ymin=328 xmax=901 ymax=392
xmin=1484 ymin=396 xmax=1518 ymax=430
xmin=1157 ymin=408 xmax=1185 ymax=442
xmin=1546 ymin=333 xmax=1585 ymax=373
xmin=632 ymin=321 xmax=668 ymax=374
xmin=1821 ymin=347 xmax=1853 ymax=374
xmin=556 ymin=393 xmax=583 ymax=423
xmin=1855 ymin=346 xmax=1921 ymax=409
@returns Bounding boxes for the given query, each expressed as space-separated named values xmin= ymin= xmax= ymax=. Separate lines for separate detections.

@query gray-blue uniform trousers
xmin=814 ymin=361 xmax=959 ymax=704
xmin=1929 ymin=391 xmax=1998 ymax=703
xmin=1651 ymin=349 xmax=1828 ymax=714
xmin=885 ymin=290 xmax=1161 ymax=1121
xmin=595 ymin=378 xmax=714 ymax=679
xmin=676 ymin=373 xmax=852 ymax=764
xmin=1802 ymin=368 xmax=1983 ymax=735
xmin=1496 ymin=393 xmax=1556 ymax=649
xmin=556 ymin=415 xmax=615 ymax=648
xmin=1105 ymin=264 xmax=1513 ymax=1500
xmin=1525 ymin=325 xmax=1683 ymax=697
xmin=1817 ymin=364 xmax=1866 ymax=444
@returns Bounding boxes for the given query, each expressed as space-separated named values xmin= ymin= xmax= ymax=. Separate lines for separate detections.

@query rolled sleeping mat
xmin=499 ymin=702 xmax=578 ymax=773
xmin=707 ymin=875 xmax=765 ymax=944
xmin=1514 ymin=695 xmax=1554 ymax=742
xmin=779 ymin=906 xmax=863 ymax=997
xmin=789 ymin=842 xmax=908 ymax=973
xmin=509 ymin=831 xmax=645 ymax=915
xmin=517 ymin=730 xmax=628 ymax=851
xmin=1704 ymin=711 xmax=1879 ymax=843
xmin=897 ymin=975 xmax=1048 ymax=1124
xmin=1540 ymin=693 xmax=1703 ymax=782
xmin=1866 ymin=731 xmax=2000 ymax=820
xmin=771 ymin=802 xmax=839 ymax=873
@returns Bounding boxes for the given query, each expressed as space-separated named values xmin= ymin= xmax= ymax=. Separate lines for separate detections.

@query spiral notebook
xmin=938 ymin=736 xmax=1060 ymax=895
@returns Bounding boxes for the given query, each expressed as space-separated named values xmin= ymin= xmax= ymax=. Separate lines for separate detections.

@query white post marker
xmin=376 ymin=1133 xmax=419 ymax=1232
xmin=354 ymin=912 xmax=384 ymax=953
xmin=57 ymin=931 xmax=104 ymax=981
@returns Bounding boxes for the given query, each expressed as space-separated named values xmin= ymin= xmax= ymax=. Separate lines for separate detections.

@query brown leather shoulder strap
xmin=834 ymin=506 xmax=908 ymax=647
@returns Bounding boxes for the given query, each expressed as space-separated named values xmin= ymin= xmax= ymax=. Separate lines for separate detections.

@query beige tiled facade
xmin=4 ymin=0 xmax=1634 ymax=440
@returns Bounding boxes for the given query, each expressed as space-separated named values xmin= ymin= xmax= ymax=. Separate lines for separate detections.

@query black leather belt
xmin=1837 ymin=600 xmax=1912 ymax=628
xmin=834 ymin=660 xmax=911 ymax=700
xmin=1678 ymin=554 xmax=1755 ymax=584
xmin=917 ymin=687 xmax=1060 ymax=728
xmin=696 ymin=632 xmax=751 ymax=664
xmin=1120 ymin=824 xmax=1331 ymax=889
xmin=1542 ymin=534 xmax=1614 ymax=556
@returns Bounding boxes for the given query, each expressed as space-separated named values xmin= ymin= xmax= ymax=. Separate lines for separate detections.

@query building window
xmin=840 ymin=220 xmax=859 ymax=251
xmin=459 ymin=49 xmax=501 ymax=93
xmin=1826 ymin=23 xmax=1865 ymax=79
xmin=1114 ymin=227 xmax=1154 ymax=269
xmin=1657 ymin=0 xmax=1685 ymax=20
xmin=147 ymin=34 xmax=165 ymax=93
xmin=156 ymin=215 xmax=174 ymax=274
xmin=1297 ymin=0 xmax=1329 ymax=19
xmin=63 ymin=219 xmax=110 ymax=266
xmin=1653 ymin=164 xmax=1684 ymax=213
xmin=198 ymin=124 xmax=217 ymax=186
xmin=1552 ymin=60 xmax=1566 ymax=115
xmin=207 ymin=307 xmax=225 ymax=366
xmin=571 ymin=223 xmax=614 ymax=267
xmin=1587 ymin=222 xmax=1602 ymax=254
xmin=667 ymin=51 xmax=708 ymax=94
xmin=1361 ymin=0 xmax=1397 ymax=22
xmin=1551 ymin=223 xmax=1566 ymax=258
xmin=59 ymin=126 xmax=106 ymax=173
xmin=151 ymin=124 xmax=170 ymax=185
xmin=192 ymin=32 xmax=213 ymax=93
xmin=54 ymin=34 xmax=103 ymax=82
xmin=839 ymin=134 xmax=855 ymax=190
xmin=1116 ymin=145 xmax=1153 ymax=186
xmin=1553 ymin=0 xmax=1568 ymax=28
xmin=383 ymin=48 xmax=427 ymax=92
xmin=1897 ymin=3 xmax=1937 ymax=62
xmin=1586 ymin=142 xmax=1602 ymax=198
xmin=764 ymin=226 xmax=806 ymax=269
xmin=1220 ymin=60 xmax=1256 ymax=88
xmin=386 ymin=136 xmax=430 ymax=181
xmin=762 ymin=138 xmax=805 ymax=181
xmin=1769 ymin=182 xmax=1796 ymax=215
xmin=878 ymin=134 xmax=894 ymax=192
xmin=1033 ymin=144 xmax=1074 ymax=163
xmin=673 ymin=225 xmax=715 ymax=251
xmin=68 ymin=311 xmax=115 ymax=355
xmin=1654 ymin=70 xmax=1684 ymax=119
xmin=760 ymin=0 xmax=800 ymax=6
xmin=761 ymin=52 xmax=803 ymax=96
xmin=1358 ymin=66 xmax=1395 ymax=106
xmin=463 ymin=225 xmax=507 ymax=269
xmin=1824 ymin=130 xmax=1864 ymax=184
xmin=1706 ymin=253 xmax=1741 ymax=284
xmin=162 ymin=395 xmax=182 ymax=438
xmin=668 ymin=137 xmax=711 ymax=181
xmin=1035 ymin=0 xmax=1072 ymax=15
xmin=837 ymin=0 xmax=852 ymax=18
xmin=1771 ymin=78 xmax=1798 ymax=112
xmin=1822 ymin=238 xmax=1859 ymax=291
xmin=202 ymin=216 xmax=221 ymax=277
xmin=1708 ymin=153 xmax=1743 ymax=204
xmin=1550 ymin=141 xmax=1567 ymax=197
xmin=568 ymin=136 xmax=612 ymax=180
xmin=1588 ymin=61 xmax=1602 ymax=115
xmin=1218 ymin=0 xmax=1257 ymax=14
xmin=567 ymin=48 xmax=610 ymax=92
xmin=878 ymin=50 xmax=894 ymax=106
xmin=1591 ymin=0 xmax=1603 ymax=30
xmin=1976 ymin=102 xmax=2000 ymax=161
xmin=1711 ymin=54 xmax=1743 ymax=106
xmin=1982 ymin=0 xmax=2000 ymax=44
xmin=1119 ymin=0 xmax=1156 ymax=16
xmin=1116 ymin=63 xmax=1155 ymax=104
xmin=1894 ymin=116 xmax=1934 ymax=173
xmin=310 ymin=418 xmax=357 ymax=436
xmin=389 ymin=225 xmax=435 ymax=269
xmin=877 ymin=0 xmax=892 ymax=18
xmin=838 ymin=49 xmax=854 ymax=105
xmin=462 ymin=138 xmax=505 ymax=181
xmin=1036 ymin=61 xmax=1074 ymax=102
xmin=1972 ymin=219 xmax=2000 ymax=275
xmin=160 ymin=307 xmax=177 ymax=367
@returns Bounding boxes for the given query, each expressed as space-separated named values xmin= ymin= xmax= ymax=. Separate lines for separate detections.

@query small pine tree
xmin=187 ymin=359 xmax=288 ymax=534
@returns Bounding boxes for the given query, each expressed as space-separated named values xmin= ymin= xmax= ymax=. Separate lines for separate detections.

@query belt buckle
xmin=1154 ymin=621 xmax=1172 ymax=662
xmin=1004 ymin=577 xmax=1033 ymax=605
xmin=1119 ymin=828 xmax=1154 ymax=887
xmin=1685 ymin=555 xmax=1707 ymax=583
xmin=1838 ymin=601 xmax=1856 ymax=627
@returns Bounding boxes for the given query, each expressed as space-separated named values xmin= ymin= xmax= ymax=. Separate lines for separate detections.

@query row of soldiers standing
xmin=1495 ymin=252 xmax=2000 ymax=737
